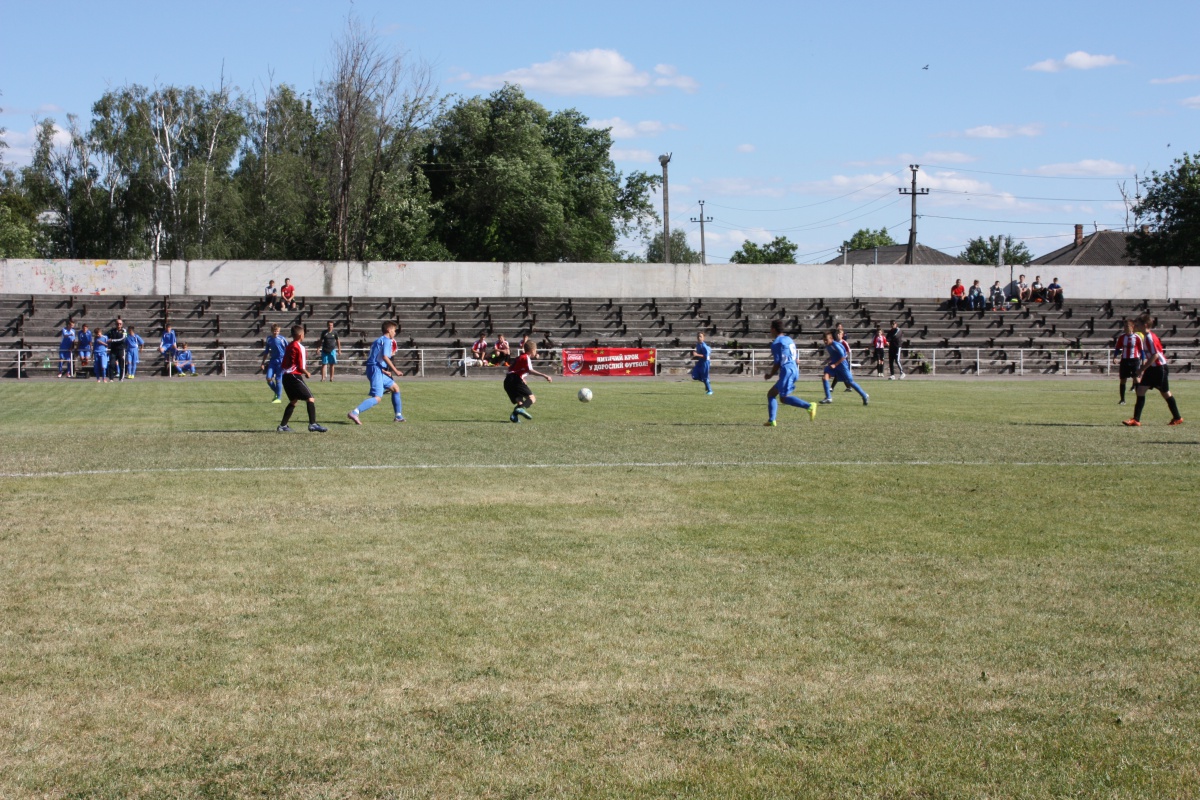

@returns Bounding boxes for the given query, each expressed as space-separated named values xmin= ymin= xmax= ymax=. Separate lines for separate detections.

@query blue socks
xmin=768 ymin=396 xmax=778 ymax=422
xmin=781 ymin=395 xmax=811 ymax=410
xmin=391 ymin=391 xmax=403 ymax=417
xmin=354 ymin=398 xmax=377 ymax=416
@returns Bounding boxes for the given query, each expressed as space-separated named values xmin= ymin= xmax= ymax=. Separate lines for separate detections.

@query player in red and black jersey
xmin=278 ymin=324 xmax=327 ymax=433
xmin=1123 ymin=315 xmax=1183 ymax=427
xmin=504 ymin=341 xmax=553 ymax=423
xmin=1112 ymin=318 xmax=1144 ymax=406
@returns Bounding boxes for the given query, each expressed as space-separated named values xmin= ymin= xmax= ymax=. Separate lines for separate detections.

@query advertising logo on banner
xmin=561 ymin=348 xmax=656 ymax=376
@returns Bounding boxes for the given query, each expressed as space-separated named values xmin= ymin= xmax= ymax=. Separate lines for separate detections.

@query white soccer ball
xmin=578 ymin=387 xmax=593 ymax=403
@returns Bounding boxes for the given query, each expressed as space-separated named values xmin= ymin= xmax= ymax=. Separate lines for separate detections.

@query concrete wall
xmin=3 ymin=258 xmax=1198 ymax=299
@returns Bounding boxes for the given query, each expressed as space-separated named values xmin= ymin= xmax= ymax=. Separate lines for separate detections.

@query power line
xmin=922 ymin=213 xmax=1127 ymax=227
xmin=702 ymin=169 xmax=904 ymax=212
xmin=927 ymin=189 xmax=1124 ymax=202
xmin=923 ymin=164 xmax=1131 ymax=181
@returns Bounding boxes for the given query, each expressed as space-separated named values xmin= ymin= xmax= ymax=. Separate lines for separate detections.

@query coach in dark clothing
xmin=886 ymin=321 xmax=905 ymax=379
xmin=108 ymin=318 xmax=128 ymax=381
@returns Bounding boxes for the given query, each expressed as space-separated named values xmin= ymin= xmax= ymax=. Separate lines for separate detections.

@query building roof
xmin=824 ymin=243 xmax=967 ymax=265
xmin=1030 ymin=230 xmax=1134 ymax=266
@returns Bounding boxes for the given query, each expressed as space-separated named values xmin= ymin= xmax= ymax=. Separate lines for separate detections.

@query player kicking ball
xmin=348 ymin=321 xmax=405 ymax=425
xmin=505 ymin=340 xmax=552 ymax=422
xmin=277 ymin=324 xmax=327 ymax=433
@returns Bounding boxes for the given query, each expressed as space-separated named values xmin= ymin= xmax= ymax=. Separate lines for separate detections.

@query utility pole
xmin=690 ymin=200 xmax=713 ymax=265
xmin=659 ymin=153 xmax=672 ymax=263
xmin=898 ymin=164 xmax=928 ymax=265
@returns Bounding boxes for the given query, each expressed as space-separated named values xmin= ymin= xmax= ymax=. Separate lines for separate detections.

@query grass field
xmin=1 ymin=376 xmax=1198 ymax=799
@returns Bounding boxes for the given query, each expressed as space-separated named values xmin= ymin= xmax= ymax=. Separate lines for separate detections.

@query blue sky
xmin=2 ymin=0 xmax=1197 ymax=260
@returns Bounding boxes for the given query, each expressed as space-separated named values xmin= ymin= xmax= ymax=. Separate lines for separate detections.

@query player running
xmin=691 ymin=332 xmax=713 ymax=395
xmin=820 ymin=330 xmax=869 ymax=406
xmin=1124 ymin=315 xmax=1183 ymax=427
xmin=763 ymin=319 xmax=815 ymax=427
xmin=348 ymin=322 xmax=405 ymax=424
xmin=277 ymin=325 xmax=327 ymax=433
xmin=505 ymin=340 xmax=553 ymax=422
xmin=261 ymin=324 xmax=287 ymax=403
xmin=1113 ymin=318 xmax=1143 ymax=406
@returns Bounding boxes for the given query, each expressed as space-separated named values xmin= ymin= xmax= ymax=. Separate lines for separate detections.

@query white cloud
xmin=609 ymin=148 xmax=656 ymax=163
xmin=736 ymin=144 xmax=756 ymax=153
xmin=588 ymin=117 xmax=679 ymax=139
xmin=0 ymin=122 xmax=70 ymax=166
xmin=1182 ymin=95 xmax=1200 ymax=109
xmin=463 ymin=49 xmax=697 ymax=97
xmin=1027 ymin=51 xmax=1126 ymax=72
xmin=1150 ymin=74 xmax=1200 ymax=85
xmin=1034 ymin=159 xmax=1133 ymax=177
xmin=964 ymin=123 xmax=1044 ymax=139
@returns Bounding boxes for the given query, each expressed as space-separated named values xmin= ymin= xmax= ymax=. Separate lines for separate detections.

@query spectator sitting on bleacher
xmin=989 ymin=281 xmax=1006 ymax=311
xmin=950 ymin=279 xmax=967 ymax=310
xmin=471 ymin=333 xmax=489 ymax=365
xmin=174 ymin=343 xmax=196 ymax=376
xmin=264 ymin=280 xmax=281 ymax=311
xmin=1016 ymin=274 xmax=1031 ymax=304
xmin=1031 ymin=276 xmax=1046 ymax=302
xmin=1046 ymin=277 xmax=1064 ymax=306
xmin=491 ymin=334 xmax=511 ymax=365
xmin=78 ymin=324 xmax=93 ymax=368
xmin=967 ymin=280 xmax=985 ymax=311
xmin=280 ymin=278 xmax=297 ymax=311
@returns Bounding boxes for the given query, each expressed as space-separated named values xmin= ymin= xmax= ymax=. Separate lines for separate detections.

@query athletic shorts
xmin=282 ymin=373 xmax=313 ymax=402
xmin=874 ymin=347 xmax=885 ymax=361
xmin=59 ymin=349 xmax=73 ymax=361
xmin=321 ymin=350 xmax=337 ymax=365
xmin=1119 ymin=358 xmax=1142 ymax=380
xmin=691 ymin=361 xmax=710 ymax=381
xmin=504 ymin=373 xmax=533 ymax=404
xmin=266 ymin=361 xmax=284 ymax=379
xmin=773 ymin=368 xmax=798 ymax=397
xmin=1140 ymin=365 xmax=1169 ymax=392
xmin=367 ymin=366 xmax=395 ymax=398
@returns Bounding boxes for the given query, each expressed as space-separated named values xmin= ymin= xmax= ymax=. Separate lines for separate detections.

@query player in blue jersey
xmin=260 ymin=324 xmax=288 ymax=403
xmin=691 ymin=332 xmax=713 ymax=394
xmin=78 ymin=325 xmax=93 ymax=369
xmin=125 ymin=325 xmax=144 ymax=378
xmin=348 ymin=321 xmax=405 ymax=424
xmin=173 ymin=342 xmax=196 ymax=375
xmin=57 ymin=320 xmax=77 ymax=377
xmin=92 ymin=330 xmax=110 ymax=382
xmin=819 ymin=330 xmax=869 ymax=406
xmin=159 ymin=325 xmax=177 ymax=375
xmin=763 ymin=319 xmax=815 ymax=426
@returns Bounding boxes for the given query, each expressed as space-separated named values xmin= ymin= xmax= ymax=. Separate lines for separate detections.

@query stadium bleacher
xmin=2 ymin=293 xmax=1197 ymax=378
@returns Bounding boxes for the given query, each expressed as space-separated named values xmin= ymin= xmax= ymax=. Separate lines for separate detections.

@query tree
xmin=846 ymin=226 xmax=897 ymax=251
xmin=644 ymin=228 xmax=700 ymax=263
xmin=960 ymin=235 xmax=1032 ymax=266
xmin=1127 ymin=152 xmax=1200 ymax=266
xmin=730 ymin=235 xmax=798 ymax=264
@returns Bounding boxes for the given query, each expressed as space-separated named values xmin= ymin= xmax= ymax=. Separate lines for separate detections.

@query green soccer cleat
xmin=808 ymin=405 xmax=817 ymax=421
xmin=272 ymin=398 xmax=282 ymax=404
xmin=764 ymin=420 xmax=776 ymax=427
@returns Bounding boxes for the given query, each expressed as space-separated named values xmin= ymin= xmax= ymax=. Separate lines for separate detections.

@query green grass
xmin=1 ymin=376 xmax=1197 ymax=798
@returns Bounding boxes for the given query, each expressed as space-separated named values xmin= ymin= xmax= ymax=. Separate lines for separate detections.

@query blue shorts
xmin=266 ymin=361 xmax=284 ymax=380
xmin=59 ymin=349 xmax=73 ymax=361
xmin=321 ymin=351 xmax=337 ymax=365
xmin=829 ymin=364 xmax=854 ymax=383
xmin=367 ymin=366 xmax=395 ymax=398
xmin=774 ymin=368 xmax=798 ymax=396
xmin=691 ymin=361 xmax=710 ymax=381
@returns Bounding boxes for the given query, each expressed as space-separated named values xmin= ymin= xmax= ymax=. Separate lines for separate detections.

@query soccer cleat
xmin=764 ymin=420 xmax=777 ymax=427
xmin=308 ymin=423 xmax=328 ymax=432
xmin=1118 ymin=400 xmax=1126 ymax=405
xmin=272 ymin=398 xmax=282 ymax=404
xmin=510 ymin=411 xmax=519 ymax=423
xmin=1122 ymin=419 xmax=1141 ymax=427
xmin=1168 ymin=417 xmax=1184 ymax=426
xmin=393 ymin=416 xmax=406 ymax=423
xmin=819 ymin=398 xmax=833 ymax=404
xmin=808 ymin=405 xmax=817 ymax=422
xmin=516 ymin=407 xmax=532 ymax=420
xmin=706 ymin=390 xmax=713 ymax=395
xmin=347 ymin=411 xmax=362 ymax=425
xmin=899 ymin=374 xmax=906 ymax=379
xmin=888 ymin=375 xmax=896 ymax=380
xmin=844 ymin=387 xmax=852 ymax=392
xmin=862 ymin=395 xmax=869 ymax=406
xmin=277 ymin=425 xmax=291 ymax=433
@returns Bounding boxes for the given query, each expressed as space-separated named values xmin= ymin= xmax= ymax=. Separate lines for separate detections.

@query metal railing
xmin=4 ymin=346 xmax=1199 ymax=379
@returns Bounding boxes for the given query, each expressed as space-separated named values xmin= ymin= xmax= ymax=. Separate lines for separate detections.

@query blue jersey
xmin=175 ymin=349 xmax=193 ymax=365
xmin=263 ymin=335 xmax=287 ymax=364
xmin=79 ymin=330 xmax=93 ymax=350
xmin=60 ymin=328 xmax=77 ymax=350
xmin=365 ymin=335 xmax=393 ymax=370
xmin=826 ymin=342 xmax=848 ymax=367
xmin=771 ymin=334 xmax=798 ymax=373
xmin=160 ymin=330 xmax=177 ymax=352
xmin=695 ymin=341 xmax=711 ymax=361
xmin=93 ymin=333 xmax=109 ymax=355
xmin=127 ymin=333 xmax=144 ymax=353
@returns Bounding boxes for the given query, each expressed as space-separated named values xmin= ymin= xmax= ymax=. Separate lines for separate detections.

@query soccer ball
xmin=578 ymin=387 xmax=593 ymax=403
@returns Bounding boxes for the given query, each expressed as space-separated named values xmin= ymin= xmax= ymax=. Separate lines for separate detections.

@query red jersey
xmin=507 ymin=353 xmax=532 ymax=378
xmin=951 ymin=284 xmax=965 ymax=298
xmin=282 ymin=340 xmax=306 ymax=374
xmin=1116 ymin=332 xmax=1143 ymax=360
xmin=1144 ymin=331 xmax=1167 ymax=367
xmin=280 ymin=284 xmax=295 ymax=301
xmin=472 ymin=339 xmax=488 ymax=357
xmin=873 ymin=333 xmax=887 ymax=349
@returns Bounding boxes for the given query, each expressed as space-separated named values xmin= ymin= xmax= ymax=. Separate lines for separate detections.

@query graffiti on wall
xmin=1 ymin=260 xmax=154 ymax=295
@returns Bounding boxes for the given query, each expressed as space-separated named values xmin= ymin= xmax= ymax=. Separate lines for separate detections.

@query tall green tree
xmin=960 ymin=235 xmax=1032 ymax=266
xmin=730 ymin=235 xmax=798 ymax=264
xmin=1127 ymin=152 xmax=1200 ymax=266
xmin=644 ymin=228 xmax=700 ymax=263
xmin=846 ymin=226 xmax=897 ymax=250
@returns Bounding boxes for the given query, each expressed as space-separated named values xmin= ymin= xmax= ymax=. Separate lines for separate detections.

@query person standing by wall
xmin=886 ymin=321 xmax=905 ymax=380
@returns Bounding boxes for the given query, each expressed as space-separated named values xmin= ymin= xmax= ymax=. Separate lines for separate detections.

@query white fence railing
xmin=6 ymin=346 xmax=1199 ymax=379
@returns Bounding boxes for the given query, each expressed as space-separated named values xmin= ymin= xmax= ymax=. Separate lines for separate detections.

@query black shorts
xmin=504 ymin=373 xmax=533 ymax=404
xmin=1119 ymin=358 xmax=1142 ymax=380
xmin=874 ymin=347 xmax=885 ymax=361
xmin=282 ymin=373 xmax=313 ymax=402
xmin=1140 ymin=365 xmax=1169 ymax=393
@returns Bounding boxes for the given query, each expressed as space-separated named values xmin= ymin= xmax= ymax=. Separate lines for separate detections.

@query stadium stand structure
xmin=2 ymin=292 xmax=1198 ymax=377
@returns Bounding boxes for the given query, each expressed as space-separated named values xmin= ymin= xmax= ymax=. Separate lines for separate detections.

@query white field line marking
xmin=0 ymin=460 xmax=1188 ymax=480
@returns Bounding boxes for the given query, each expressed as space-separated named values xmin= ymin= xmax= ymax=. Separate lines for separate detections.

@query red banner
xmin=561 ymin=347 xmax=656 ymax=377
